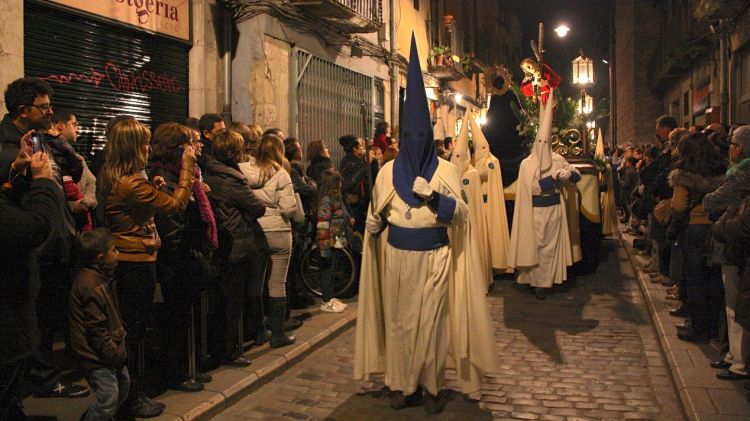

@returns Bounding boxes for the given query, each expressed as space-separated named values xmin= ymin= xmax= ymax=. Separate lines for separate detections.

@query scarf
xmin=150 ymin=160 xmax=218 ymax=250
xmin=726 ymin=157 xmax=750 ymax=177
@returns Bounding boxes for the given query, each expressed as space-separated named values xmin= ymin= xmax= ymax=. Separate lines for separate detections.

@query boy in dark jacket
xmin=69 ymin=228 xmax=129 ymax=420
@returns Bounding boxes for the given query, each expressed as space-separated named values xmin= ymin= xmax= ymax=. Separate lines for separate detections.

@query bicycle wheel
xmin=300 ymin=246 xmax=356 ymax=297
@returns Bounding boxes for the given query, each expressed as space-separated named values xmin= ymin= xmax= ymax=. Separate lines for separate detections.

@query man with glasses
xmin=1 ymin=77 xmax=54 ymax=189
xmin=0 ymin=77 xmax=90 ymax=402
xmin=704 ymin=125 xmax=750 ymax=381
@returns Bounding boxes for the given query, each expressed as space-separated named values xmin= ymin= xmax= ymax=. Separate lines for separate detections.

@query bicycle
xmin=298 ymin=214 xmax=362 ymax=298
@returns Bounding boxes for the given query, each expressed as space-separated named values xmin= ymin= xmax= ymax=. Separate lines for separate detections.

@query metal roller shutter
xmin=24 ymin=1 xmax=189 ymax=160
xmin=295 ymin=49 xmax=373 ymax=167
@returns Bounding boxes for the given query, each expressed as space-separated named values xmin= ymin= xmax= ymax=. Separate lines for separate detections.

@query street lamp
xmin=577 ymin=93 xmax=594 ymax=115
xmin=572 ymin=49 xmax=594 ymax=154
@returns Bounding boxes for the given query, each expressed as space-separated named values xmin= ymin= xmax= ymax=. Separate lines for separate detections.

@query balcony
xmin=290 ymin=0 xmax=382 ymax=33
xmin=428 ymin=61 xmax=465 ymax=81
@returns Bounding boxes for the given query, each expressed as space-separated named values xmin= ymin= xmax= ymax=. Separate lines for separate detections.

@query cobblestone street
xmin=212 ymin=238 xmax=684 ymax=420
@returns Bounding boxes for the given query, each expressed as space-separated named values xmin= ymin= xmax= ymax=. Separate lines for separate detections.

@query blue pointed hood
xmin=393 ymin=34 xmax=439 ymax=206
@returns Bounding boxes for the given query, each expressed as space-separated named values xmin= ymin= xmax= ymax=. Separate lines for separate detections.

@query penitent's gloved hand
xmin=366 ymin=212 xmax=382 ymax=234
xmin=412 ymin=176 xmax=433 ymax=199
xmin=556 ymin=168 xmax=572 ymax=181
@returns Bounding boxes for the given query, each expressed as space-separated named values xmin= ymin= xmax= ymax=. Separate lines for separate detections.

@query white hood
xmin=470 ymin=111 xmax=491 ymax=164
xmin=531 ymin=89 xmax=555 ymax=176
xmin=451 ymin=110 xmax=473 ymax=175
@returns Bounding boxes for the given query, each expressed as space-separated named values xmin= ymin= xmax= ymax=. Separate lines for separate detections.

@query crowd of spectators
xmin=0 ymin=76 xmax=397 ymax=420
xmin=614 ymin=116 xmax=750 ymax=391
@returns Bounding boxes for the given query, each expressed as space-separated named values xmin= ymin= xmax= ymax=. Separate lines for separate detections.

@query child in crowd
xmin=315 ymin=169 xmax=351 ymax=313
xmin=69 ymin=228 xmax=129 ymax=420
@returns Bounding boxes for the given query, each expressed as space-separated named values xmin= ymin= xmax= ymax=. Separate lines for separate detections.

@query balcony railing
xmin=291 ymin=0 xmax=382 ymax=33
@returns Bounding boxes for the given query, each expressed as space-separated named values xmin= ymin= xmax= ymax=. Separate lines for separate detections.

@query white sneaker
xmin=320 ymin=299 xmax=346 ymax=313
xmin=330 ymin=298 xmax=348 ymax=309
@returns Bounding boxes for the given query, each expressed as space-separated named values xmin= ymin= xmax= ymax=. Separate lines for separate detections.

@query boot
xmin=245 ymin=296 xmax=271 ymax=346
xmin=269 ymin=297 xmax=295 ymax=348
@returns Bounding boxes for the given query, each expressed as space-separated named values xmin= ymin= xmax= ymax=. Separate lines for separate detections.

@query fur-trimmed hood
xmin=668 ymin=169 xmax=724 ymax=193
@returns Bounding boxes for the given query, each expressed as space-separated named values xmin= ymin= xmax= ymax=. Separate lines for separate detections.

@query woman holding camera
xmin=99 ymin=117 xmax=196 ymax=418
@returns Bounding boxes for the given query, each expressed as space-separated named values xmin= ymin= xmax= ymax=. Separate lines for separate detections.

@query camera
xmin=30 ymin=133 xmax=43 ymax=153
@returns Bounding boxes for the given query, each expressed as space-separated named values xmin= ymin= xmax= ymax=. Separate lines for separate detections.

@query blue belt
xmin=532 ymin=194 xmax=560 ymax=207
xmin=387 ymin=225 xmax=449 ymax=251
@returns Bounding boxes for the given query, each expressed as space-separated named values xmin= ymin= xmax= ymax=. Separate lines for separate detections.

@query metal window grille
xmin=294 ymin=50 xmax=373 ymax=167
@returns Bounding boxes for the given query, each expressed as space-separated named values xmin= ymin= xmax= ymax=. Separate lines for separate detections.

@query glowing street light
xmin=554 ymin=25 xmax=570 ymax=38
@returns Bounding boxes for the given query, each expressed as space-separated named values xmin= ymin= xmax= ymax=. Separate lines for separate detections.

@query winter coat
xmin=668 ymin=169 xmax=724 ymax=225
xmin=150 ymin=163 xmax=210 ymax=256
xmin=239 ymin=162 xmax=296 ymax=233
xmin=703 ymin=158 xmax=750 ymax=265
xmin=104 ymin=160 xmax=194 ymax=262
xmin=289 ymin=161 xmax=316 ymax=213
xmin=339 ymin=153 xmax=370 ymax=203
xmin=316 ymin=195 xmax=350 ymax=255
xmin=712 ymin=193 xmax=750 ymax=330
xmin=703 ymin=158 xmax=750 ymax=220
xmin=68 ymin=266 xmax=127 ymax=370
xmin=0 ymin=178 xmax=63 ymax=365
xmin=0 ymin=114 xmax=29 ymax=192
xmin=203 ymin=158 xmax=266 ymax=263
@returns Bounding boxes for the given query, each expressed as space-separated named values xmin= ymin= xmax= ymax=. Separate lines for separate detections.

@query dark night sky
xmin=508 ymin=0 xmax=614 ymax=101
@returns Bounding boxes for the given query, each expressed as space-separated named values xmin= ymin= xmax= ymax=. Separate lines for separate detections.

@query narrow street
xmin=212 ymin=238 xmax=684 ymax=420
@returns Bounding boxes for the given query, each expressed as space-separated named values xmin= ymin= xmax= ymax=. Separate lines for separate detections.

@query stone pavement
xmin=621 ymin=231 xmax=750 ymax=421
xmin=21 ymin=304 xmax=357 ymax=421
xmin=213 ymin=238 xmax=686 ymax=420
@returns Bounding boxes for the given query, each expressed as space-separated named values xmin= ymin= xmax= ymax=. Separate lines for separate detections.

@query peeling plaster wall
xmin=232 ymin=14 xmax=391 ymax=133
xmin=0 ymin=0 xmax=24 ymax=113
xmin=189 ymin=0 xmax=224 ymax=119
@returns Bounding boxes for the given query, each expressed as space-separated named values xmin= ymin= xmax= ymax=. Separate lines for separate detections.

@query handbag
xmin=653 ymin=199 xmax=672 ymax=225
xmin=292 ymin=193 xmax=306 ymax=225
xmin=345 ymin=193 xmax=361 ymax=206
xmin=141 ymin=221 xmax=162 ymax=254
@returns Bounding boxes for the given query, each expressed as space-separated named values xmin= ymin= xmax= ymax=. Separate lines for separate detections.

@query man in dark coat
xmin=0 ymin=147 xmax=64 ymax=419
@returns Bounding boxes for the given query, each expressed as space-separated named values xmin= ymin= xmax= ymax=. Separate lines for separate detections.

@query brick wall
xmin=614 ymin=0 xmax=665 ymax=146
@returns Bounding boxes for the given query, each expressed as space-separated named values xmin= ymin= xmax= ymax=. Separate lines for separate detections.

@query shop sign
xmin=47 ymin=0 xmax=190 ymax=41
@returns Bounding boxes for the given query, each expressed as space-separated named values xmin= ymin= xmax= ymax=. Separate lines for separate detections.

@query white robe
xmin=452 ymin=113 xmax=492 ymax=285
xmin=508 ymin=153 xmax=578 ymax=288
xmin=354 ymin=159 xmax=499 ymax=396
xmin=470 ymin=114 xmax=511 ymax=273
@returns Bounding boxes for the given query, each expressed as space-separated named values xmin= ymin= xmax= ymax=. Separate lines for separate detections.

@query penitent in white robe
xmin=509 ymin=153 xmax=578 ymax=288
xmin=471 ymin=117 xmax=511 ymax=273
xmin=452 ymin=112 xmax=492 ymax=285
xmin=354 ymin=159 xmax=499 ymax=396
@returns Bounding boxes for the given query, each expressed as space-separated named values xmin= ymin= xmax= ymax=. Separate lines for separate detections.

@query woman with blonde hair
xmin=99 ymin=116 xmax=196 ymax=418
xmin=239 ymin=134 xmax=297 ymax=348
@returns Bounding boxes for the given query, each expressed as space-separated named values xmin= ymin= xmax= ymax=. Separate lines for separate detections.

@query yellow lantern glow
xmin=577 ymin=94 xmax=594 ymax=115
xmin=572 ymin=52 xmax=594 ymax=86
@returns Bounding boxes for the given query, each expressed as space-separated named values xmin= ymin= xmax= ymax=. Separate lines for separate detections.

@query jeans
xmin=264 ymin=231 xmax=292 ymax=298
xmin=83 ymin=366 xmax=130 ymax=421
xmin=320 ymin=251 xmax=339 ymax=302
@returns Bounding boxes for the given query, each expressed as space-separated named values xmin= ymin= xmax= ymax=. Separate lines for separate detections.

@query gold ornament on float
xmin=485 ymin=65 xmax=513 ymax=96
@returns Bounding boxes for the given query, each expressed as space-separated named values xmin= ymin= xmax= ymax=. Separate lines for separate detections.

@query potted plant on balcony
xmin=431 ymin=45 xmax=445 ymax=66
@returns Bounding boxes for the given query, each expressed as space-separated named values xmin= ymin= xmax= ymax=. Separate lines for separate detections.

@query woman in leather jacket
xmin=99 ymin=117 xmax=196 ymax=417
